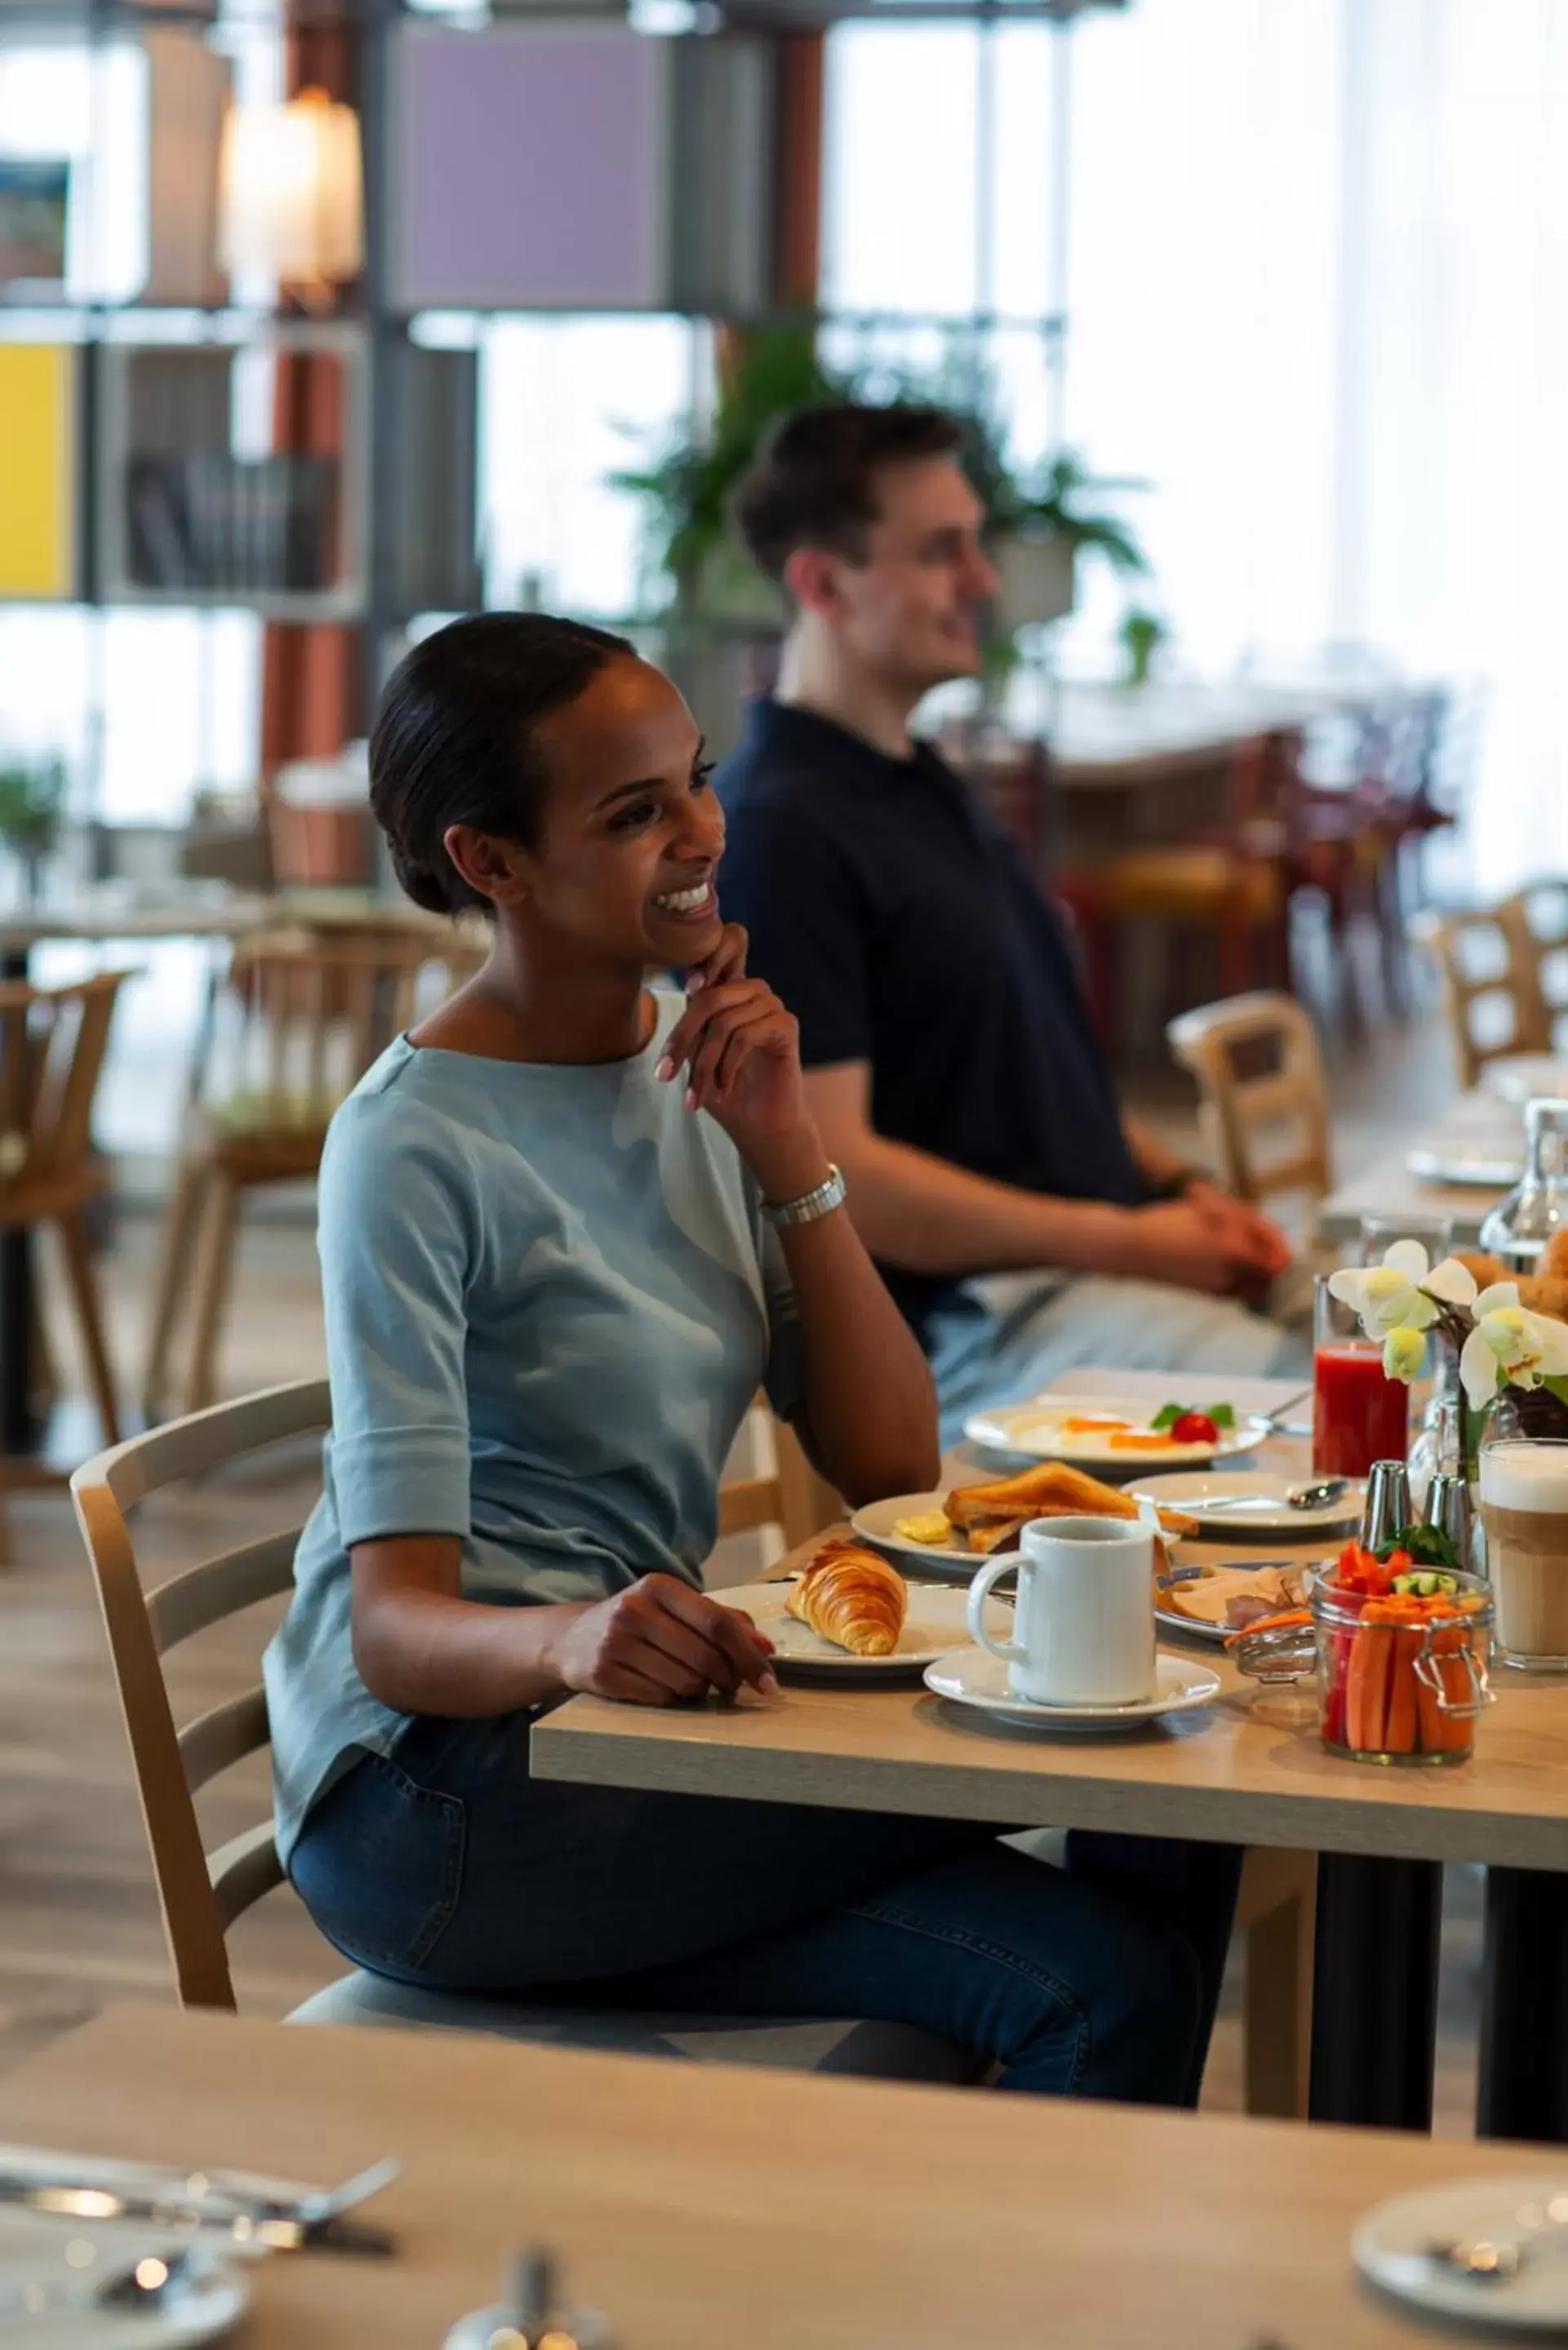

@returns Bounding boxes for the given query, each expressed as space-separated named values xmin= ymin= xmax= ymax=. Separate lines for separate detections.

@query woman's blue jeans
xmin=290 ymin=1710 xmax=1241 ymax=2107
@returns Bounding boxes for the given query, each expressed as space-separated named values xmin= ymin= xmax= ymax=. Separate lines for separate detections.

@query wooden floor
xmin=0 ymin=995 xmax=1485 ymax=2126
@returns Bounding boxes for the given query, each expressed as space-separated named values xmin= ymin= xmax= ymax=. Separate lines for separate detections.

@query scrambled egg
xmin=892 ymin=1511 xmax=954 ymax=1546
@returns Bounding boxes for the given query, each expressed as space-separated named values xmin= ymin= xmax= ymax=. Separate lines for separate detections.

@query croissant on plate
xmin=787 ymin=1540 xmax=908 ymax=1658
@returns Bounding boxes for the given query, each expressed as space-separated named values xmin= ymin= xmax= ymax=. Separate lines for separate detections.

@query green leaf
xmin=1149 ymin=1403 xmax=1184 ymax=1431
xmin=1375 ymin=1523 xmax=1459 ymax=1570
xmin=1206 ymin=1402 xmax=1237 ymax=1428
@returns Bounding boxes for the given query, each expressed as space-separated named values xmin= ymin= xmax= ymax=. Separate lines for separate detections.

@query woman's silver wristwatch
xmin=761 ymin=1163 xmax=847 ymax=1228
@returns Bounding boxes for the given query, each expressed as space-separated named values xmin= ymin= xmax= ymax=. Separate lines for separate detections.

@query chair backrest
xmin=1166 ymin=990 xmax=1331 ymax=1211
xmin=204 ymin=926 xmax=440 ymax=1129
xmin=1416 ymin=904 xmax=1549 ymax=1087
xmin=717 ymin=1409 xmax=844 ymax=1551
xmin=0 ymin=971 xmax=131 ymax=1206
xmin=73 ymin=1383 xmax=843 ymax=2011
xmin=1501 ymin=882 xmax=1568 ymax=1044
xmin=71 ymin=1378 xmax=331 ymax=2010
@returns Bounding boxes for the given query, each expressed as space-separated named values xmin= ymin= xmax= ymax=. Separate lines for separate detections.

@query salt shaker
xmin=1425 ymin=1469 xmax=1476 ymax=1573
xmin=443 ymin=2247 xmax=612 ymax=2350
xmin=1361 ymin=1459 xmax=1413 ymax=1553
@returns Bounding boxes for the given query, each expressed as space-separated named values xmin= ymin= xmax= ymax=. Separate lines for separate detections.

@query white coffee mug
xmin=966 ymin=1511 xmax=1158 ymax=1706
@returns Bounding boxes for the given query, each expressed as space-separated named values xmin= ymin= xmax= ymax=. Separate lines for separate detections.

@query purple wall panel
xmin=396 ymin=28 xmax=665 ymax=309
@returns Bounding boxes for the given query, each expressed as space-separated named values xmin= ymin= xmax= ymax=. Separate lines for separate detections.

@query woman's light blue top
xmin=264 ymin=992 xmax=802 ymax=1861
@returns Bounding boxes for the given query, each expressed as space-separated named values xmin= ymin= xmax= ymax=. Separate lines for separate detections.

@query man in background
xmin=715 ymin=402 xmax=1300 ymax=1440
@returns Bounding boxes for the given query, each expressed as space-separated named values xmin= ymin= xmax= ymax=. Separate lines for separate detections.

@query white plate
xmin=718 ymin=1582 xmax=1011 ymax=1680
xmin=1481 ymin=1056 xmax=1568 ymax=1108
xmin=1129 ymin=1468 xmax=1364 ymax=1536
xmin=0 ymin=2210 xmax=248 ymax=2348
xmin=1406 ymin=1144 xmax=1521 ymax=1189
xmin=922 ymin=1647 xmax=1223 ymax=1730
xmin=1353 ymin=2173 xmax=1568 ymax=2331
xmin=962 ymin=1394 xmax=1273 ymax=1468
xmin=848 ymin=1492 xmax=1019 ymax=1574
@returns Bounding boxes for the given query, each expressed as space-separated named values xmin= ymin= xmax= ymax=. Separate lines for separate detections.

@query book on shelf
xmin=122 ymin=451 xmax=340 ymax=599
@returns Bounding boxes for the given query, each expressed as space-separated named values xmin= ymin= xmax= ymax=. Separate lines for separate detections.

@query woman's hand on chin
xmin=658 ymin=923 xmax=829 ymax=1202
xmin=549 ymin=1572 xmax=780 ymax=1706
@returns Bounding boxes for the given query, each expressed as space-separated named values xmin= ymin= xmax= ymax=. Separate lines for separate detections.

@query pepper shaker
xmin=1361 ymin=1459 xmax=1413 ymax=1554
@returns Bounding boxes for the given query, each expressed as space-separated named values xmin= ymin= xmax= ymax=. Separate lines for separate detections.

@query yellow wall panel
xmin=0 ymin=345 xmax=76 ymax=599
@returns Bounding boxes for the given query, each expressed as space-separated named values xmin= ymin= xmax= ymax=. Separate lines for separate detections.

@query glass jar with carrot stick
xmin=1228 ymin=1541 xmax=1494 ymax=1766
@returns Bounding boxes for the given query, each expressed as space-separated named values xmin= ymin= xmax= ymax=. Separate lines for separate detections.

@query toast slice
xmin=946 ymin=1459 xmax=1198 ymax=1539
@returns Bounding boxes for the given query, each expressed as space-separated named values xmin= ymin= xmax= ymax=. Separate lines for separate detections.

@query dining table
xmin=1316 ymin=1083 xmax=1526 ymax=1251
xmin=533 ymin=1372 xmax=1568 ymax=2145
xmin=0 ymin=1997 xmax=1553 ymax=2348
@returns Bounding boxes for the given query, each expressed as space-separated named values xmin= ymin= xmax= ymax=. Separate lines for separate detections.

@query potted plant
xmin=0 ymin=754 xmax=67 ymax=904
xmin=612 ymin=335 xmax=1153 ymax=639
xmin=612 ymin=327 xmax=845 ymax=626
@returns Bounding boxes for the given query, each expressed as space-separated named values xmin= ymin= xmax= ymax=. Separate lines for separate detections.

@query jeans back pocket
xmin=291 ymin=1746 xmax=466 ymax=1978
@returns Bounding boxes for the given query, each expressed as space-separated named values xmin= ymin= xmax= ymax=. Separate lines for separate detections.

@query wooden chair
xmin=1416 ymin=904 xmax=1549 ymax=1088
xmin=143 ymin=927 xmax=463 ymax=1423
xmin=72 ymin=1380 xmax=971 ymax=2081
xmin=1501 ymin=882 xmax=1568 ymax=1053
xmin=0 ymin=972 xmax=132 ymax=1493
xmin=1166 ymin=991 xmax=1332 ymax=1219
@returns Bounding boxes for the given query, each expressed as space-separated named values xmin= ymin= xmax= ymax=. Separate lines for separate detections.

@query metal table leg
xmin=1478 ymin=1867 xmax=1568 ymax=2143
xmin=0 ymin=943 xmax=41 ymax=1455
xmin=1309 ymin=1853 xmax=1442 ymax=2129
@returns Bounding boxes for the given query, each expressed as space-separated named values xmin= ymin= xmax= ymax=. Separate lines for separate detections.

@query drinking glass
xmin=1357 ymin=1213 xmax=1453 ymax=1268
xmin=1477 ymin=1431 xmax=1568 ymax=1672
xmin=1313 ymin=1277 xmax=1410 ymax=1479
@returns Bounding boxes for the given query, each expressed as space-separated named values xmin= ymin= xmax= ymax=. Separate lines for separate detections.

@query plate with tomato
xmin=962 ymin=1394 xmax=1273 ymax=1468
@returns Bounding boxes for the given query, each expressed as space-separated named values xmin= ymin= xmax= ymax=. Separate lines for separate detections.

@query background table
xmin=1317 ymin=1085 xmax=1523 ymax=1249
xmin=0 ymin=2001 xmax=1539 ymax=2348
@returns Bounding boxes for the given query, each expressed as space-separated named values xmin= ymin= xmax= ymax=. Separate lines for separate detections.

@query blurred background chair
xmin=1415 ymin=904 xmax=1549 ymax=1089
xmin=1501 ymin=880 xmax=1568 ymax=1055
xmin=0 ymin=973 xmax=133 ymax=1501
xmin=142 ymin=927 xmax=464 ymax=1422
xmin=1166 ymin=991 xmax=1331 ymax=1229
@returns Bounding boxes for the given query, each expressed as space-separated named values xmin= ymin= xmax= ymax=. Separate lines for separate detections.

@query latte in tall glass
xmin=1479 ymin=1438 xmax=1568 ymax=1670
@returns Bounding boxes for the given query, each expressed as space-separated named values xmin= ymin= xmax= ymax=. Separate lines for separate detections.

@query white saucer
xmin=848 ymin=1491 xmax=1019 ymax=1575
xmin=1130 ymin=1468 xmax=1364 ymax=1536
xmin=719 ymin=1582 xmax=1011 ymax=1681
xmin=0 ymin=2209 xmax=248 ymax=2348
xmin=922 ymin=1648 xmax=1223 ymax=1730
xmin=1353 ymin=2174 xmax=1568 ymax=2331
xmin=1406 ymin=1144 xmax=1521 ymax=1188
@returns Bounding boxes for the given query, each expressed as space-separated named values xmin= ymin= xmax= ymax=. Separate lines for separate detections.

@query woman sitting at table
xmin=264 ymin=611 xmax=1239 ymax=2104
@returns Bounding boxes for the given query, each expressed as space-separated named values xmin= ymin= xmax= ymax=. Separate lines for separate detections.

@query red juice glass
xmin=1313 ymin=1278 xmax=1410 ymax=1478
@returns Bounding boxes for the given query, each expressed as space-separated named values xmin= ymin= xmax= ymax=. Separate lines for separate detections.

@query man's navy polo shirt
xmin=716 ymin=699 xmax=1147 ymax=1341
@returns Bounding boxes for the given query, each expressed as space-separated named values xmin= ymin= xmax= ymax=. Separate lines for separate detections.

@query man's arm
xmin=803 ymin=1062 xmax=1290 ymax=1296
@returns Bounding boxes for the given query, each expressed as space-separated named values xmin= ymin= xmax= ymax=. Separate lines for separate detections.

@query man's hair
xmin=731 ymin=402 xmax=963 ymax=584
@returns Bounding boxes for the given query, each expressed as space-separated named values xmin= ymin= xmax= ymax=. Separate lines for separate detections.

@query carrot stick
xmin=1384 ymin=1626 xmax=1421 ymax=1754
xmin=1344 ymin=1616 xmax=1394 ymax=1753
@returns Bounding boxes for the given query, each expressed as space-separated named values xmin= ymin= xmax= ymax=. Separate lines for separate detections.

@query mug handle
xmin=967 ymin=1554 xmax=1024 ymax=1664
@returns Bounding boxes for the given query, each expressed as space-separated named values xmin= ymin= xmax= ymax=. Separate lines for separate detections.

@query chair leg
xmin=141 ymin=1157 xmax=207 ymax=1424
xmin=55 ymin=1208 xmax=122 ymax=1447
xmin=184 ymin=1172 xmax=240 ymax=1417
xmin=1240 ymin=1849 xmax=1316 ymax=2120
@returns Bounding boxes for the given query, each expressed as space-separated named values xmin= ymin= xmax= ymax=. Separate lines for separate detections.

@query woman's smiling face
xmin=446 ymin=654 xmax=727 ymax=970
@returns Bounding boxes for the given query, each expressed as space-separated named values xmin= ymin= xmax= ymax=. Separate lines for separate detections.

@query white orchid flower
xmin=1329 ymin=1242 xmax=1480 ymax=1339
xmin=1459 ymin=1282 xmax=1568 ymax=1407
xmin=1382 ymin=1326 xmax=1429 ymax=1384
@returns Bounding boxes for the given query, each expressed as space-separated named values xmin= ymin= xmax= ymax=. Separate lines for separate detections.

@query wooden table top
xmin=0 ymin=2001 xmax=1535 ymax=2348
xmin=536 ymin=1406 xmax=1568 ymax=1872
xmin=1317 ymin=1086 xmax=1524 ymax=1247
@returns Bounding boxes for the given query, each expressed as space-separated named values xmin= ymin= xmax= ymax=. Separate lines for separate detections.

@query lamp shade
xmin=218 ymin=87 xmax=363 ymax=293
